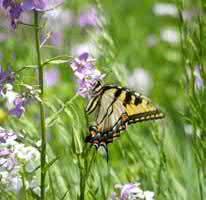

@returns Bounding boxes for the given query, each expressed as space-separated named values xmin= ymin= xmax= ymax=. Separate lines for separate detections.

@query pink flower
xmin=79 ymin=6 xmax=99 ymax=27
xmin=1 ymin=0 xmax=64 ymax=29
xmin=22 ymin=0 xmax=64 ymax=12
xmin=44 ymin=68 xmax=60 ymax=87
xmin=70 ymin=52 xmax=105 ymax=98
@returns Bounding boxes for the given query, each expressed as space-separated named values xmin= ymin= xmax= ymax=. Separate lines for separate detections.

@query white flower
xmin=0 ymin=170 xmax=22 ymax=192
xmin=147 ymin=34 xmax=158 ymax=47
xmin=153 ymin=3 xmax=178 ymax=17
xmin=111 ymin=183 xmax=155 ymax=200
xmin=15 ymin=144 xmax=35 ymax=161
xmin=0 ymin=156 xmax=17 ymax=171
xmin=0 ymin=127 xmax=17 ymax=146
xmin=0 ymin=127 xmax=40 ymax=193
xmin=1 ymin=84 xmax=18 ymax=109
xmin=184 ymin=124 xmax=193 ymax=135
xmin=14 ymin=144 xmax=40 ymax=172
xmin=194 ymin=66 xmax=204 ymax=90
xmin=127 ymin=68 xmax=153 ymax=95
xmin=30 ymin=179 xmax=41 ymax=197
xmin=144 ymin=191 xmax=155 ymax=200
xmin=182 ymin=9 xmax=198 ymax=21
xmin=161 ymin=28 xmax=179 ymax=44
xmin=9 ymin=176 xmax=23 ymax=192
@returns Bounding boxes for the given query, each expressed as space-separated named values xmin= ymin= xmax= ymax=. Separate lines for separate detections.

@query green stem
xmin=156 ymin=132 xmax=166 ymax=199
xmin=79 ymin=147 xmax=96 ymax=200
xmin=34 ymin=11 xmax=47 ymax=200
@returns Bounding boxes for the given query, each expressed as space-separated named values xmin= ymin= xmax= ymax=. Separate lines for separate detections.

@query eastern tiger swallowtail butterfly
xmin=85 ymin=81 xmax=164 ymax=161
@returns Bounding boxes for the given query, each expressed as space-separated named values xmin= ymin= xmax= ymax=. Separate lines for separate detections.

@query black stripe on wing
xmin=97 ymin=87 xmax=123 ymax=125
xmin=126 ymin=110 xmax=165 ymax=124
xmin=85 ymin=110 xmax=164 ymax=147
xmin=86 ymin=85 xmax=121 ymax=114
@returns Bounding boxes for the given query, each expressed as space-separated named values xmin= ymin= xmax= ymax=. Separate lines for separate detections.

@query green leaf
xmin=15 ymin=65 xmax=38 ymax=73
xmin=60 ymin=190 xmax=70 ymax=200
xmin=42 ymin=55 xmax=72 ymax=66
xmin=66 ymin=109 xmax=83 ymax=154
xmin=46 ymin=59 xmax=70 ymax=65
xmin=44 ymin=156 xmax=60 ymax=173
xmin=46 ymin=94 xmax=78 ymax=127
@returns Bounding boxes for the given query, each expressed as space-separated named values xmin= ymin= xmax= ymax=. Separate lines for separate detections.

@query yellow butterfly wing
xmin=86 ymin=85 xmax=164 ymax=133
xmin=118 ymin=90 xmax=164 ymax=124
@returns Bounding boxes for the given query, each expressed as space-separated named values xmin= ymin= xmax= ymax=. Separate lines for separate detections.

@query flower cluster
xmin=1 ymin=0 xmax=23 ymax=29
xmin=0 ymin=127 xmax=40 ymax=193
xmin=127 ymin=68 xmax=152 ymax=95
xmin=0 ymin=65 xmax=15 ymax=91
xmin=194 ymin=65 xmax=204 ymax=90
xmin=0 ymin=66 xmax=40 ymax=118
xmin=70 ymin=52 xmax=105 ymax=98
xmin=110 ymin=183 xmax=155 ymax=200
xmin=0 ymin=0 xmax=64 ymax=29
xmin=0 ymin=66 xmax=25 ymax=118
xmin=79 ymin=6 xmax=100 ymax=27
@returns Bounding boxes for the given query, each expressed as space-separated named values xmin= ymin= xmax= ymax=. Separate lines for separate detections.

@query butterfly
xmin=85 ymin=81 xmax=164 ymax=160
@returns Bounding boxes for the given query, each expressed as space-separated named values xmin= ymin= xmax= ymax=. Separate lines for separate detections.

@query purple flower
xmin=2 ymin=0 xmax=23 ymax=29
xmin=70 ymin=52 xmax=105 ymax=98
xmin=0 ymin=127 xmax=40 ymax=193
xmin=44 ymin=68 xmax=60 ymax=87
xmin=79 ymin=6 xmax=99 ymax=27
xmin=21 ymin=0 xmax=47 ymax=11
xmin=0 ymin=65 xmax=15 ymax=94
xmin=0 ymin=66 xmax=40 ymax=118
xmin=73 ymin=58 xmax=93 ymax=80
xmin=2 ymin=0 xmax=11 ymax=9
xmin=194 ymin=65 xmax=204 ymax=90
xmin=0 ymin=66 xmax=27 ymax=118
xmin=120 ymin=184 xmax=139 ymax=200
xmin=1 ymin=0 xmax=64 ymax=29
xmin=110 ymin=183 xmax=155 ymax=200
xmin=0 ymin=149 xmax=11 ymax=157
xmin=0 ymin=128 xmax=17 ymax=171
xmin=0 ymin=128 xmax=17 ymax=143
xmin=22 ymin=0 xmax=64 ymax=11
xmin=50 ymin=31 xmax=63 ymax=47
xmin=9 ymin=2 xmax=23 ymax=28
xmin=0 ymin=155 xmax=17 ymax=170
xmin=9 ymin=96 xmax=27 ymax=118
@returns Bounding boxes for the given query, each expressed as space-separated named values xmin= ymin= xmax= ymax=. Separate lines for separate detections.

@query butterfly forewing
xmin=122 ymin=92 xmax=165 ymax=123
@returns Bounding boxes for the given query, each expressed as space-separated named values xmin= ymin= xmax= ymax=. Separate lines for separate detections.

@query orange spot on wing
xmin=122 ymin=113 xmax=128 ymax=122
xmin=91 ymin=131 xmax=97 ymax=137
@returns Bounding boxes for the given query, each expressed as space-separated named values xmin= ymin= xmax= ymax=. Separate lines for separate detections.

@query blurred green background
xmin=0 ymin=0 xmax=206 ymax=199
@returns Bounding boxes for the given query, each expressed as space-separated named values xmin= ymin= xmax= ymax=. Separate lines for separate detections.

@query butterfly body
xmin=85 ymin=82 xmax=165 ymax=154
